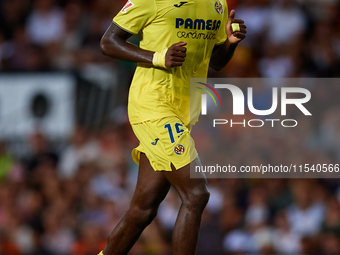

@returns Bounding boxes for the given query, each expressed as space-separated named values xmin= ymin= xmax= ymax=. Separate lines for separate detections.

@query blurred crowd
xmin=214 ymin=0 xmax=340 ymax=78
xmin=1 ymin=0 xmax=340 ymax=254
xmin=1 ymin=119 xmax=340 ymax=255
xmin=0 ymin=0 xmax=122 ymax=72
xmin=0 ymin=0 xmax=340 ymax=77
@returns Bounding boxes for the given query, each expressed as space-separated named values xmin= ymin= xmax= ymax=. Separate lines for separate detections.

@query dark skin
xmin=101 ymin=10 xmax=246 ymax=69
xmin=103 ymin=154 xmax=208 ymax=255
xmin=100 ymin=9 xmax=246 ymax=255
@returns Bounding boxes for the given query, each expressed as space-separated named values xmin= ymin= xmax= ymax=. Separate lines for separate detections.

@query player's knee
xmin=127 ymin=204 xmax=158 ymax=227
xmin=183 ymin=187 xmax=210 ymax=211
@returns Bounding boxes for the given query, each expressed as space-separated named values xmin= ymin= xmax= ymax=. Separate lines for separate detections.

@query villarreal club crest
xmin=174 ymin=144 xmax=185 ymax=155
xmin=215 ymin=0 xmax=223 ymax=15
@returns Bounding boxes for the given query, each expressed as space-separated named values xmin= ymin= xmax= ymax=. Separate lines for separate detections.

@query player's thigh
xmin=131 ymin=153 xmax=171 ymax=209
xmin=162 ymin=156 xmax=209 ymax=203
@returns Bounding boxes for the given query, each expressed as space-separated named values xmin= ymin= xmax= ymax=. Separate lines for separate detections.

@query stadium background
xmin=0 ymin=0 xmax=340 ymax=254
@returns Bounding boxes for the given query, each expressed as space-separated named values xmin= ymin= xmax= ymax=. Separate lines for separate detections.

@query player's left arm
xmin=209 ymin=10 xmax=247 ymax=71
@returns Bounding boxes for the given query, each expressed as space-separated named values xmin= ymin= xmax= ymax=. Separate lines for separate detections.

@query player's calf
xmin=124 ymin=203 xmax=158 ymax=228
xmin=103 ymin=204 xmax=158 ymax=252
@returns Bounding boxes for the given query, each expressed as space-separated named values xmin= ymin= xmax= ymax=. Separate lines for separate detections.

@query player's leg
xmin=162 ymin=157 xmax=209 ymax=255
xmin=103 ymin=153 xmax=171 ymax=255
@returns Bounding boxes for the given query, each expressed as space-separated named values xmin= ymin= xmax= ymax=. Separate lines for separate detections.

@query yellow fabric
xmin=131 ymin=116 xmax=198 ymax=171
xmin=113 ymin=0 xmax=228 ymax=127
xmin=232 ymin=23 xmax=240 ymax=32
xmin=98 ymin=251 xmax=104 ymax=255
xmin=152 ymin=47 xmax=168 ymax=68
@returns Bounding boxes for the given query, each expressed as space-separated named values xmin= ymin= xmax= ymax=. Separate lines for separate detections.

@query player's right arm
xmin=100 ymin=24 xmax=187 ymax=68
xmin=100 ymin=23 xmax=153 ymax=64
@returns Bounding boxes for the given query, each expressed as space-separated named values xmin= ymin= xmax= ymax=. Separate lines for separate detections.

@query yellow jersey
xmin=113 ymin=0 xmax=228 ymax=126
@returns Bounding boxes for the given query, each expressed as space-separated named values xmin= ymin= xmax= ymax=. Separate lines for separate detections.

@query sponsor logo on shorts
xmin=121 ymin=0 xmax=134 ymax=13
xmin=174 ymin=144 xmax=185 ymax=155
xmin=151 ymin=138 xmax=159 ymax=145
xmin=174 ymin=1 xmax=187 ymax=8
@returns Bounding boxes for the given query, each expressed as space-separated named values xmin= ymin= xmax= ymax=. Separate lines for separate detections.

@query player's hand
xmin=165 ymin=42 xmax=187 ymax=68
xmin=226 ymin=10 xmax=246 ymax=45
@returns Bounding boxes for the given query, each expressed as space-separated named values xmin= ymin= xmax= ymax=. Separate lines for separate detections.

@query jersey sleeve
xmin=215 ymin=0 xmax=228 ymax=45
xmin=113 ymin=0 xmax=157 ymax=34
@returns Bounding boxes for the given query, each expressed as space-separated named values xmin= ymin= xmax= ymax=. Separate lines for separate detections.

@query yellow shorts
xmin=131 ymin=116 xmax=198 ymax=171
